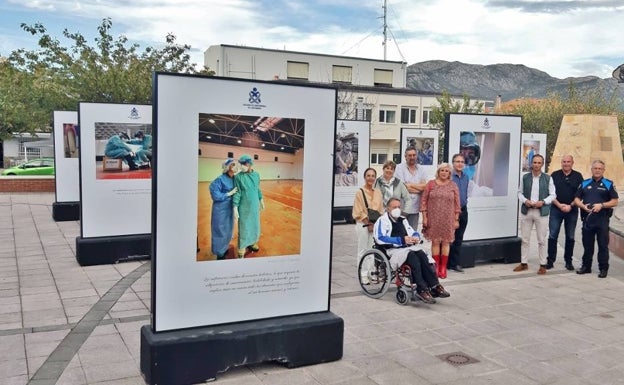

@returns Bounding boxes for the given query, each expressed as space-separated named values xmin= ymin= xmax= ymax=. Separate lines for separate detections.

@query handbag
xmin=361 ymin=188 xmax=381 ymax=223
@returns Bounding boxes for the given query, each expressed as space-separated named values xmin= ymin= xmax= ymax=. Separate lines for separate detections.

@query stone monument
xmin=548 ymin=114 xmax=624 ymax=187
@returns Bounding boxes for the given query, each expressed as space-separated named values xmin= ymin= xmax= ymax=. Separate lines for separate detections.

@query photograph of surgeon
xmin=459 ymin=131 xmax=510 ymax=197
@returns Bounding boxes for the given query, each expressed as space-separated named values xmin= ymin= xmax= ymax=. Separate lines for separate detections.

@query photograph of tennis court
xmin=196 ymin=113 xmax=305 ymax=261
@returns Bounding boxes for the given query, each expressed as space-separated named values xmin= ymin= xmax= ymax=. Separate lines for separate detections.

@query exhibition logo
xmin=481 ymin=117 xmax=491 ymax=129
xmin=244 ymin=87 xmax=267 ymax=110
xmin=129 ymin=107 xmax=141 ymax=120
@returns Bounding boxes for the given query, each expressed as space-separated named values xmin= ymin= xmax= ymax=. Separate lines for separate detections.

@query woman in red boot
xmin=420 ymin=163 xmax=461 ymax=278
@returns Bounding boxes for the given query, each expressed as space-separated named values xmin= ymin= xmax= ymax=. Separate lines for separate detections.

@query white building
xmin=204 ymin=44 xmax=484 ymax=173
xmin=2 ymin=133 xmax=53 ymax=168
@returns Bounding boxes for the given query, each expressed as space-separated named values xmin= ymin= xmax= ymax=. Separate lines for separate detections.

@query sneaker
xmin=250 ymin=244 xmax=260 ymax=252
xmin=537 ymin=266 xmax=547 ymax=275
xmin=237 ymin=249 xmax=246 ymax=258
xmin=360 ymin=275 xmax=371 ymax=285
xmin=513 ymin=263 xmax=528 ymax=272
xmin=414 ymin=290 xmax=436 ymax=304
xmin=431 ymin=284 xmax=450 ymax=298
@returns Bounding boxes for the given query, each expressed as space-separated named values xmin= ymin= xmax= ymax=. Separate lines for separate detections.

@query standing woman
xmin=352 ymin=167 xmax=384 ymax=257
xmin=233 ymin=154 xmax=265 ymax=258
xmin=375 ymin=160 xmax=411 ymax=209
xmin=421 ymin=163 xmax=461 ymax=279
xmin=209 ymin=159 xmax=238 ymax=260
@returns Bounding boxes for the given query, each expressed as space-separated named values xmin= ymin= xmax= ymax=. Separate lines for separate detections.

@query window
xmin=363 ymin=108 xmax=372 ymax=121
xmin=401 ymin=107 xmax=417 ymax=124
xmin=287 ymin=61 xmax=309 ymax=80
xmin=422 ymin=109 xmax=432 ymax=125
xmin=379 ymin=106 xmax=396 ymax=123
xmin=392 ymin=154 xmax=401 ymax=164
xmin=371 ymin=153 xmax=388 ymax=165
xmin=332 ymin=65 xmax=352 ymax=84
xmin=374 ymin=69 xmax=393 ymax=87
xmin=19 ymin=139 xmax=41 ymax=159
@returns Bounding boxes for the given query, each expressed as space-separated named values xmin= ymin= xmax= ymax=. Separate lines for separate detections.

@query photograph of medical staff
xmin=406 ymin=137 xmax=434 ymax=165
xmin=334 ymin=132 xmax=359 ymax=186
xmin=197 ymin=113 xmax=304 ymax=261
xmin=459 ymin=131 xmax=510 ymax=197
xmin=63 ymin=123 xmax=79 ymax=158
xmin=521 ymin=140 xmax=541 ymax=172
xmin=94 ymin=123 xmax=153 ymax=180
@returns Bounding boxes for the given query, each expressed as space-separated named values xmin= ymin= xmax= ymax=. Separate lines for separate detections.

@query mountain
xmin=406 ymin=60 xmax=624 ymax=104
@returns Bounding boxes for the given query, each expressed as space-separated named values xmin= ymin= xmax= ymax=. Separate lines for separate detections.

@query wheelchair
xmin=357 ymin=245 xmax=417 ymax=305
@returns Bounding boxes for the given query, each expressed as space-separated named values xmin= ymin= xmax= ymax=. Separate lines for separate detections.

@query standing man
xmin=448 ymin=154 xmax=469 ymax=273
xmin=394 ymin=146 xmax=428 ymax=230
xmin=574 ymin=160 xmax=619 ymax=278
xmin=233 ymin=154 xmax=265 ymax=258
xmin=547 ymin=155 xmax=584 ymax=270
xmin=515 ymin=154 xmax=556 ymax=274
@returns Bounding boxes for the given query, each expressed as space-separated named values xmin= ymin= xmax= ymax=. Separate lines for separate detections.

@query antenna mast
xmin=382 ymin=0 xmax=388 ymax=60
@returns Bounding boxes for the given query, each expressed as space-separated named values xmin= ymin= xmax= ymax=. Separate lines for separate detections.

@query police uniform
xmin=575 ymin=177 xmax=619 ymax=274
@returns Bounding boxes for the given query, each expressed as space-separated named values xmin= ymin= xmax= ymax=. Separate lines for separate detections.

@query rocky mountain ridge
xmin=406 ymin=60 xmax=624 ymax=104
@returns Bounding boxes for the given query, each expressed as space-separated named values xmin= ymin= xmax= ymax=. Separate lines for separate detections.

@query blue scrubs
xmin=128 ymin=134 xmax=152 ymax=164
xmin=210 ymin=173 xmax=235 ymax=258
xmin=104 ymin=135 xmax=133 ymax=159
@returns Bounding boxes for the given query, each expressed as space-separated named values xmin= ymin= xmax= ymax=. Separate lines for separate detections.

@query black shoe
xmin=546 ymin=263 xmax=554 ymax=270
xmin=598 ymin=270 xmax=608 ymax=278
xmin=576 ymin=266 xmax=592 ymax=275
xmin=565 ymin=263 xmax=574 ymax=271
xmin=450 ymin=265 xmax=464 ymax=273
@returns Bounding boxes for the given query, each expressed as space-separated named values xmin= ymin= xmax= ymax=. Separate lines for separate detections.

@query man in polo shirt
xmin=515 ymin=154 xmax=556 ymax=274
xmin=547 ymin=155 xmax=584 ymax=271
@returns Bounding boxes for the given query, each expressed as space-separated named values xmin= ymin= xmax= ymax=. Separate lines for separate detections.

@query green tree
xmin=1 ymin=18 xmax=213 ymax=139
xmin=428 ymin=90 xmax=484 ymax=162
xmin=504 ymin=82 xmax=624 ymax=167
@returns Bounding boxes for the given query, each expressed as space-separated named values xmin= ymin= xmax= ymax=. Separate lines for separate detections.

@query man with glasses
xmin=574 ymin=160 xmax=619 ymax=278
xmin=448 ymin=154 xmax=469 ymax=272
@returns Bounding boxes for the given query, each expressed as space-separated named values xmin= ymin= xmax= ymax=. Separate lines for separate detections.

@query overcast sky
xmin=1 ymin=0 xmax=622 ymax=79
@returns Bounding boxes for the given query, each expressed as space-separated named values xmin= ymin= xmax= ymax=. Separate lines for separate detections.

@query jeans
xmin=547 ymin=206 xmax=578 ymax=266
xmin=449 ymin=207 xmax=468 ymax=267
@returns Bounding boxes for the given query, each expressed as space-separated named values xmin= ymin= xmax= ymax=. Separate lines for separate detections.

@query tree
xmin=503 ymin=82 xmax=624 ymax=167
xmin=428 ymin=91 xmax=484 ymax=162
xmin=1 ymin=18 xmax=214 ymax=139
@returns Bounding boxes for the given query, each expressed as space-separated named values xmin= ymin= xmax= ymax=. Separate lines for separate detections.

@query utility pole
xmin=382 ymin=0 xmax=388 ymax=60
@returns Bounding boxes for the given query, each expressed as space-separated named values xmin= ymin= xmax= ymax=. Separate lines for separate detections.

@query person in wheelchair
xmin=373 ymin=197 xmax=450 ymax=303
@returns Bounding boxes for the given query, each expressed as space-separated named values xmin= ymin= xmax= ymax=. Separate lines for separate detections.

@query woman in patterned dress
xmin=420 ymin=163 xmax=461 ymax=279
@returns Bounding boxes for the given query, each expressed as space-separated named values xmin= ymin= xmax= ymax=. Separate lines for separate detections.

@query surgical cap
xmin=239 ymin=154 xmax=253 ymax=165
xmin=222 ymin=158 xmax=235 ymax=173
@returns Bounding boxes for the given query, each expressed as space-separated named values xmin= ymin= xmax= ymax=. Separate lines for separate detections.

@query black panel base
xmin=459 ymin=237 xmax=522 ymax=267
xmin=332 ymin=206 xmax=355 ymax=224
xmin=140 ymin=312 xmax=344 ymax=385
xmin=75 ymin=234 xmax=151 ymax=266
xmin=52 ymin=201 xmax=80 ymax=221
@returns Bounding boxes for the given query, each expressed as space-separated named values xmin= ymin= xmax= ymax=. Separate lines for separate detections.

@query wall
xmin=0 ymin=177 xmax=55 ymax=192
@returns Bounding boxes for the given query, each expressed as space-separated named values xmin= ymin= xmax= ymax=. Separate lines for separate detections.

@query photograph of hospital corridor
xmin=197 ymin=114 xmax=305 ymax=261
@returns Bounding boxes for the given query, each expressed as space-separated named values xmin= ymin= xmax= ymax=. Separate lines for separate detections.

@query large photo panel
xmin=446 ymin=113 xmax=521 ymax=241
xmin=521 ymin=133 xmax=547 ymax=174
xmin=154 ymin=74 xmax=337 ymax=332
xmin=400 ymin=128 xmax=439 ymax=180
xmin=53 ymin=111 xmax=79 ymax=202
xmin=333 ymin=120 xmax=370 ymax=208
xmin=79 ymin=103 xmax=152 ymax=238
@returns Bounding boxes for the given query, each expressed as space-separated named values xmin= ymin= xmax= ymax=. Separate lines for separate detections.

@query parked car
xmin=2 ymin=158 xmax=55 ymax=176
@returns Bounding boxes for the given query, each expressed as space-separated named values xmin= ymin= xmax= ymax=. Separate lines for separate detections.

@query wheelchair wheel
xmin=358 ymin=249 xmax=391 ymax=299
xmin=395 ymin=287 xmax=411 ymax=305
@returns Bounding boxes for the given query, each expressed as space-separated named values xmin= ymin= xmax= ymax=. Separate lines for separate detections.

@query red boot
xmin=439 ymin=255 xmax=448 ymax=279
xmin=432 ymin=255 xmax=441 ymax=278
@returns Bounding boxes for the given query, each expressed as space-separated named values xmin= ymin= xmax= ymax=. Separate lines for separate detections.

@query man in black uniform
xmin=547 ymin=155 xmax=584 ymax=271
xmin=574 ymin=160 xmax=619 ymax=278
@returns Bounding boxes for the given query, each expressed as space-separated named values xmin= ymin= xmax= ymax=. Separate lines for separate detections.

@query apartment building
xmin=204 ymin=44 xmax=456 ymax=171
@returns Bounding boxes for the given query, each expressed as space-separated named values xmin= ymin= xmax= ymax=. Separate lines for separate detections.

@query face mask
xmin=390 ymin=208 xmax=401 ymax=218
xmin=464 ymin=164 xmax=476 ymax=180
xmin=239 ymin=164 xmax=249 ymax=173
